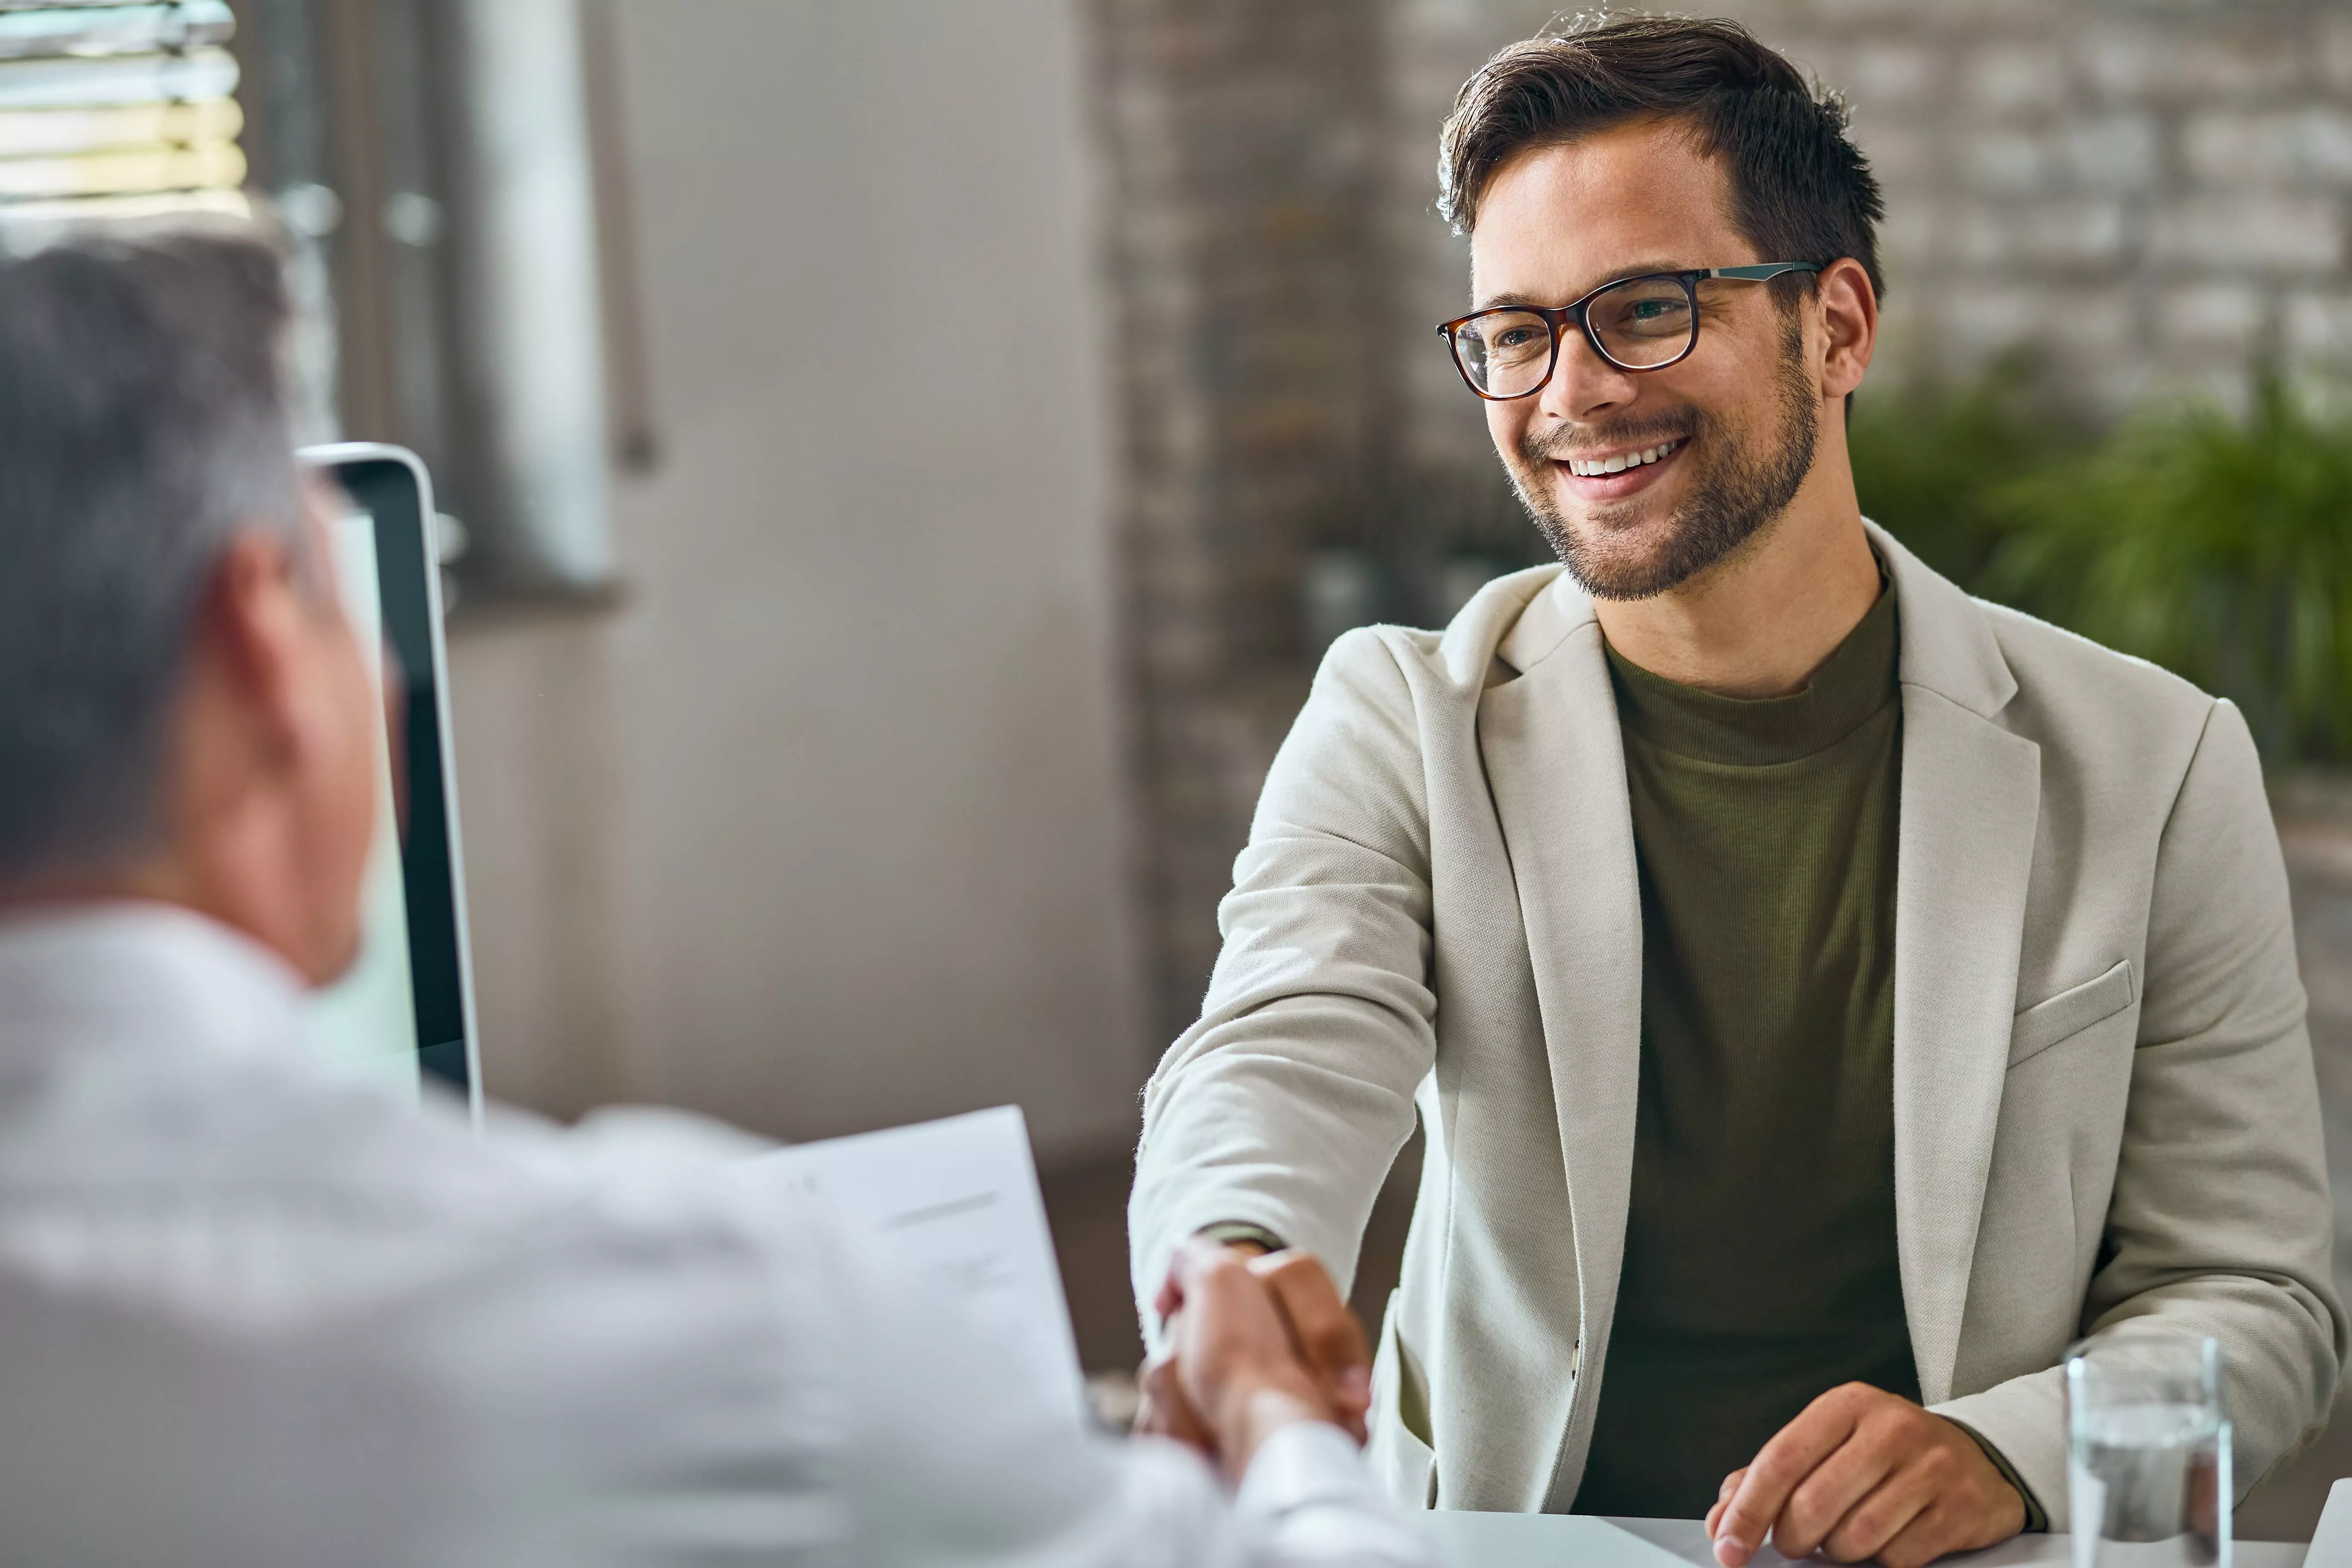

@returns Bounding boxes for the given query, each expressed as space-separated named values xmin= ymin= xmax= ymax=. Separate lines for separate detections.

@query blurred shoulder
xmin=3 ymin=1032 xmax=827 ymax=1306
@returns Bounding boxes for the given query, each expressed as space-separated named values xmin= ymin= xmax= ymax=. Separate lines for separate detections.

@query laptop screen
xmin=300 ymin=446 xmax=478 ymax=1106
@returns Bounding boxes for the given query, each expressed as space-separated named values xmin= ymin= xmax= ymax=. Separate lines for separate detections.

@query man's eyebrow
xmin=1470 ymin=260 xmax=1696 ymax=312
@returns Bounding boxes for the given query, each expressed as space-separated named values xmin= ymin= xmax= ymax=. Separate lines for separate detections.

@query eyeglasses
xmin=1436 ymin=263 xmax=1823 ymax=400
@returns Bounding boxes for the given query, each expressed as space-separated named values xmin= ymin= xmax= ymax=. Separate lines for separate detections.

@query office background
xmin=3 ymin=0 xmax=2351 ymax=1534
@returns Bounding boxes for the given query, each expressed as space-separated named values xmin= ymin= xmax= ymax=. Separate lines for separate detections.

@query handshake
xmin=1137 ymin=1239 xmax=1375 ymax=1482
xmin=1140 ymin=1242 xmax=2033 ymax=1568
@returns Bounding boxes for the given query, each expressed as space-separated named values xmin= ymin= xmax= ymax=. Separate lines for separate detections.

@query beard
xmin=1507 ymin=318 xmax=1820 ymax=602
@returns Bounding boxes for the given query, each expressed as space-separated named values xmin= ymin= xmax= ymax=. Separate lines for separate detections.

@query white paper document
xmin=747 ymin=1106 xmax=1087 ymax=1424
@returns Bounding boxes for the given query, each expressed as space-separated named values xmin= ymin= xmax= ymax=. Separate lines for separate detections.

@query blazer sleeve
xmin=1932 ymin=698 xmax=2348 ymax=1525
xmin=1130 ymin=628 xmax=1439 ymax=1335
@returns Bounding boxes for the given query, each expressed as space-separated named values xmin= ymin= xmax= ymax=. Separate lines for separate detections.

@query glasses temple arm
xmin=1704 ymin=263 xmax=1825 ymax=281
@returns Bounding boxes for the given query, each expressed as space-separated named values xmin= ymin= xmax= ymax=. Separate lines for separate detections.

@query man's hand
xmin=1239 ymin=1248 xmax=1373 ymax=1441
xmin=1705 ymin=1384 xmax=2025 ymax=1568
xmin=1139 ymin=1237 xmax=1343 ymax=1482
xmin=1136 ymin=1240 xmax=1373 ymax=1457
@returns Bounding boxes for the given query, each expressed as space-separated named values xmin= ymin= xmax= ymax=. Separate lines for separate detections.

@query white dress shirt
xmin=0 ymin=904 xmax=1430 ymax=1568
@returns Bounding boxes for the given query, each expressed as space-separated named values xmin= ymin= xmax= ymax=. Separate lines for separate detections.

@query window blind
xmin=0 ymin=1 xmax=246 ymax=222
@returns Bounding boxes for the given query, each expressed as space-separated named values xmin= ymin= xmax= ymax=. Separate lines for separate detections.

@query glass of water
xmin=2068 ymin=1332 xmax=2231 ymax=1568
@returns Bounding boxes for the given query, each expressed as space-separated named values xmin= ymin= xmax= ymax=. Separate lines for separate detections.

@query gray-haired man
xmin=0 ymin=222 xmax=1424 ymax=1567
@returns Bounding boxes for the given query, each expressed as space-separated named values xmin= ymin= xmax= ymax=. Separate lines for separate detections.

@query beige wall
xmin=446 ymin=0 xmax=1145 ymax=1165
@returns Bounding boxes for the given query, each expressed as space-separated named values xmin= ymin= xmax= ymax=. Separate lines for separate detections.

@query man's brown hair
xmin=1439 ymin=14 xmax=1885 ymax=306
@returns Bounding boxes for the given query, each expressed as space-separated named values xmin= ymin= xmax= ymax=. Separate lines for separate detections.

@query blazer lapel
xmin=1874 ymin=525 xmax=2043 ymax=1404
xmin=1479 ymin=578 xmax=1645 ymax=1507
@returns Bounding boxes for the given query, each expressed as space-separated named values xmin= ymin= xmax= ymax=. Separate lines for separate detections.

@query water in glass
xmin=2068 ymin=1335 xmax=2231 ymax=1568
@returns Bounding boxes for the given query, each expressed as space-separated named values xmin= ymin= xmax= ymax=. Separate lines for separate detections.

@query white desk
xmin=1425 ymin=1513 xmax=2308 ymax=1568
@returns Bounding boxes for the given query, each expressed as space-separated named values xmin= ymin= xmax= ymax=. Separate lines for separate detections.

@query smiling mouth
xmin=1561 ymin=436 xmax=1687 ymax=477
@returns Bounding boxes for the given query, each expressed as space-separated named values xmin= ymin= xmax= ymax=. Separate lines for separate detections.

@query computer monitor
xmin=299 ymin=443 xmax=481 ymax=1114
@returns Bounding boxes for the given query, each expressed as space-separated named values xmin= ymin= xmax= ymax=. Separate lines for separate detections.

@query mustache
xmin=1519 ymin=411 xmax=1701 ymax=466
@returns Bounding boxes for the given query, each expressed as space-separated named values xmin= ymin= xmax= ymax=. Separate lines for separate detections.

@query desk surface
xmin=1425 ymin=1513 xmax=2308 ymax=1568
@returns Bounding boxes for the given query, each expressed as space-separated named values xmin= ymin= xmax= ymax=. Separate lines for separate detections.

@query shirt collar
xmin=0 ymin=901 xmax=308 ymax=1069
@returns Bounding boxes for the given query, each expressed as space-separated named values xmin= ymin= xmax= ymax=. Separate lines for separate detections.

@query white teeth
xmin=1568 ymin=439 xmax=1680 ymax=477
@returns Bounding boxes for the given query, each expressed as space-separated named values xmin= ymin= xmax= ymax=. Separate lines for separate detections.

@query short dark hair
xmin=0 ymin=220 xmax=301 ymax=883
xmin=1439 ymin=15 xmax=1885 ymax=306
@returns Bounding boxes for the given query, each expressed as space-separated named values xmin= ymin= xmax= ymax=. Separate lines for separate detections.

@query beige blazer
xmin=1130 ymin=524 xmax=2344 ymax=1523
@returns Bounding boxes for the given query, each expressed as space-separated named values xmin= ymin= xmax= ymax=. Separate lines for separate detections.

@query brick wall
xmin=1088 ymin=0 xmax=1397 ymax=1040
xmin=1090 ymin=0 xmax=2352 ymax=1043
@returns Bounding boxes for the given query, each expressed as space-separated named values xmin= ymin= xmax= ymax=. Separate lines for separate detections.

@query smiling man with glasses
xmin=1131 ymin=15 xmax=2343 ymax=1568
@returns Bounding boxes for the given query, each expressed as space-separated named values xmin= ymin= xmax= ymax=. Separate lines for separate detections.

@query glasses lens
xmin=1588 ymin=276 xmax=1694 ymax=369
xmin=1453 ymin=309 xmax=1554 ymax=398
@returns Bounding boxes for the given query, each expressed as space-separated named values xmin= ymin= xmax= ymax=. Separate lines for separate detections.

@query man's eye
xmin=1494 ymin=327 xmax=1540 ymax=349
xmin=1629 ymin=300 xmax=1678 ymax=321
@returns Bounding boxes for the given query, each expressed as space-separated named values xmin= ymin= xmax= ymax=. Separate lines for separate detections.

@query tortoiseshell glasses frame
xmin=1437 ymin=262 xmax=1824 ymax=401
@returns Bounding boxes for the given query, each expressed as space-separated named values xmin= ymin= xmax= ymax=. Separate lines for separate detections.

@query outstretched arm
xmin=1130 ymin=629 xmax=1439 ymax=1336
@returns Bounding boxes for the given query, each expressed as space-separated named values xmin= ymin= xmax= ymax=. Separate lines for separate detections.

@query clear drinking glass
xmin=2067 ymin=1333 xmax=2231 ymax=1568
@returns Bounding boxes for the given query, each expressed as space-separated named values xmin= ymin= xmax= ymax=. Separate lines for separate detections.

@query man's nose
xmin=1536 ymin=323 xmax=1641 ymax=425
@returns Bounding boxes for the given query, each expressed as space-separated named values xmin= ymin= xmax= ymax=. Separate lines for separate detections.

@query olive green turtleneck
xmin=1572 ymin=583 xmax=1917 ymax=1520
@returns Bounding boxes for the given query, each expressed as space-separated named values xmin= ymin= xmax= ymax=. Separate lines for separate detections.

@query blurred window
xmin=0 ymin=1 xmax=637 ymax=606
xmin=0 ymin=1 xmax=248 ymax=221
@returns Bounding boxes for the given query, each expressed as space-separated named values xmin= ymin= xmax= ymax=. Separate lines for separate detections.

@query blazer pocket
xmin=2008 ymin=959 xmax=2136 ymax=1068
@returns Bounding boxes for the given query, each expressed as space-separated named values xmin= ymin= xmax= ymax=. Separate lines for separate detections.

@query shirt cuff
xmin=1945 ymin=1417 xmax=2049 ymax=1532
xmin=1234 ymin=1420 xmax=1383 ymax=1518
xmin=1197 ymin=1221 xmax=1289 ymax=1253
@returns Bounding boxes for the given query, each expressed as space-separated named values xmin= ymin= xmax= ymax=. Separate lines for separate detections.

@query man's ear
xmin=192 ymin=530 xmax=318 ymax=773
xmin=1814 ymin=257 xmax=1877 ymax=404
